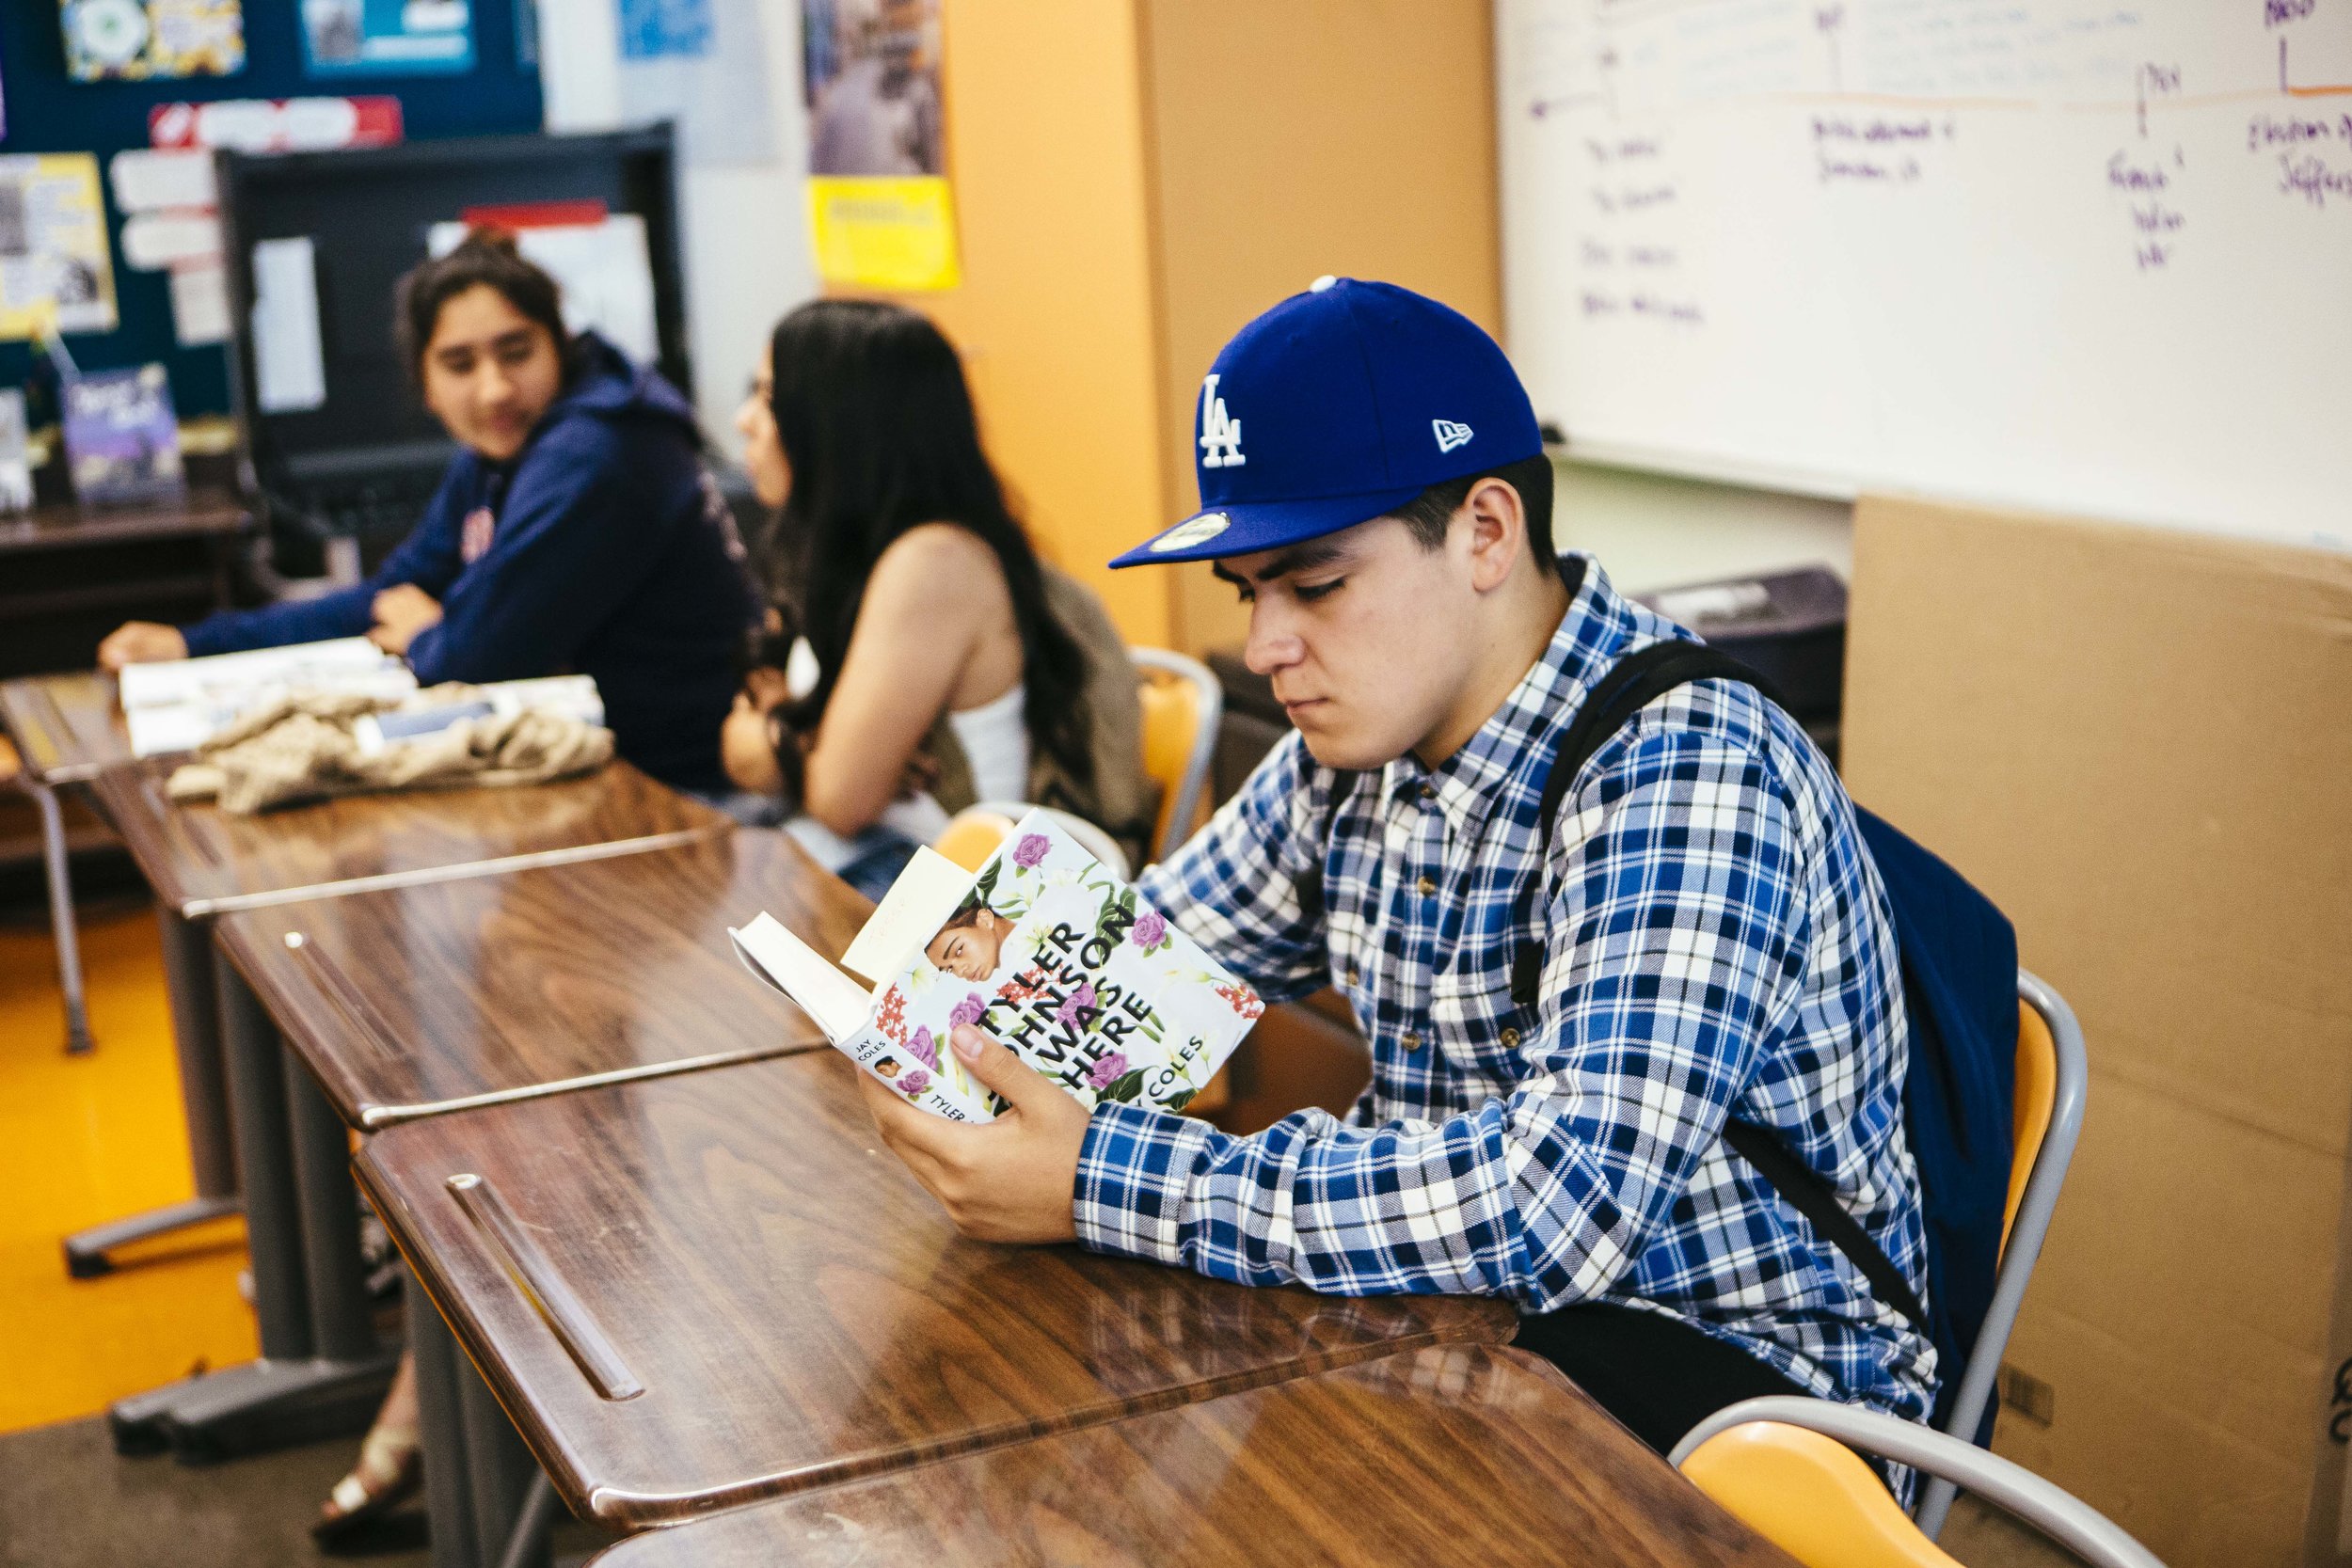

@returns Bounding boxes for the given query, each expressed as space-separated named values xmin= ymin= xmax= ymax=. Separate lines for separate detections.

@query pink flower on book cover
xmin=996 ymin=971 xmax=1041 ymax=1005
xmin=1214 ymin=980 xmax=1265 ymax=1022
xmin=898 ymin=1069 xmax=930 ymax=1097
xmin=1130 ymin=909 xmax=1168 ymax=951
xmin=875 ymin=985 xmax=909 ymax=1044
xmin=1055 ymin=980 xmax=1098 ymax=1030
xmin=1085 ymin=1052 xmax=1129 ymax=1090
xmin=906 ymin=1027 xmax=938 ymax=1070
xmin=1011 ymin=832 xmax=1050 ymax=869
xmin=948 ymin=992 xmax=988 ymax=1030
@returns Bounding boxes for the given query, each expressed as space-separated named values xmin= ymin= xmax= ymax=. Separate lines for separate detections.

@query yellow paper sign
xmin=0 ymin=154 xmax=119 ymax=341
xmin=808 ymin=176 xmax=961 ymax=293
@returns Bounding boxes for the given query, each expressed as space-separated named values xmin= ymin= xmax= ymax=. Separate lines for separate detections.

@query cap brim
xmin=1108 ymin=483 xmax=1426 ymax=568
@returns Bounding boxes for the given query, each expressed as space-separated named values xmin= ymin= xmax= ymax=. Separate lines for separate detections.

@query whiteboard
xmin=1496 ymin=0 xmax=2352 ymax=549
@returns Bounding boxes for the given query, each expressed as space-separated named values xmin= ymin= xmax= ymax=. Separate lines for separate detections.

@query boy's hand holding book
xmin=855 ymin=1022 xmax=1088 ymax=1243
xmin=729 ymin=809 xmax=1263 ymax=1241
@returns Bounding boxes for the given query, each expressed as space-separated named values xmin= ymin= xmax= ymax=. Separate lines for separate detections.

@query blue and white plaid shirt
xmin=1083 ymin=556 xmax=1936 ymax=1426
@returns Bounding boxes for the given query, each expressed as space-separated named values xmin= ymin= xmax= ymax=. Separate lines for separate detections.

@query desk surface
xmin=91 ymin=756 xmax=728 ymax=918
xmin=0 ymin=671 xmax=132 ymax=784
xmin=581 ymin=1345 xmax=1797 ymax=1568
xmin=217 ymin=829 xmax=855 ymax=1129
xmin=357 ymin=1052 xmax=1517 ymax=1529
xmin=0 ymin=491 xmax=250 ymax=556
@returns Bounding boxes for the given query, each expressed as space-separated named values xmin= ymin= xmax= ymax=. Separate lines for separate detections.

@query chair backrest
xmin=1677 ymin=1420 xmax=1963 ymax=1568
xmin=1673 ymin=1397 xmax=2165 ymax=1568
xmin=1129 ymin=647 xmax=1221 ymax=865
xmin=1914 ymin=968 xmax=2089 ymax=1537
xmin=2004 ymin=991 xmax=2061 ymax=1247
xmin=932 ymin=810 xmax=1018 ymax=874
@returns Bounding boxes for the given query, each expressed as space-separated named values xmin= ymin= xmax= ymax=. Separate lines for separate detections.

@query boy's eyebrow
xmin=1209 ymin=536 xmax=1354 ymax=589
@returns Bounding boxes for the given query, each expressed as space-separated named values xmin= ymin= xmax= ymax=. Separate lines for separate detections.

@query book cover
xmin=732 ymin=810 xmax=1263 ymax=1122
xmin=61 ymin=363 xmax=184 ymax=506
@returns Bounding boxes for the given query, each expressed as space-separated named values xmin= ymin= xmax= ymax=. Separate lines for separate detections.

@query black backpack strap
xmin=1507 ymin=641 xmax=1782 ymax=1008
xmin=1724 ymin=1120 xmax=1932 ymax=1340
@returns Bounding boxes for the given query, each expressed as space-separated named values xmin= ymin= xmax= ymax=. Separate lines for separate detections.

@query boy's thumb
xmin=949 ymin=1023 xmax=1055 ymax=1113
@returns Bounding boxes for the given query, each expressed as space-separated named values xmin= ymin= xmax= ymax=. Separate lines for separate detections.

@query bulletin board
xmin=0 ymin=1 xmax=543 ymax=420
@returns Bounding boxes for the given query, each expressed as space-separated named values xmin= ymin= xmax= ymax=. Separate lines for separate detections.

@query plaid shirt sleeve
xmin=1134 ymin=730 xmax=1334 ymax=1006
xmin=1083 ymin=721 xmax=1811 ymax=1308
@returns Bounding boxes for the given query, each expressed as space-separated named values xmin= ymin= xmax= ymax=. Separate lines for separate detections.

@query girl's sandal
xmin=311 ymin=1423 xmax=422 ymax=1545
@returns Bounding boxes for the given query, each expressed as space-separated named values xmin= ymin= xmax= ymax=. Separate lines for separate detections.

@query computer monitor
xmin=215 ymin=125 xmax=689 ymax=566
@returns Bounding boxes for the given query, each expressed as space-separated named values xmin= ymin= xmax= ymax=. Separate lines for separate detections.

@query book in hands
xmin=730 ymin=810 xmax=1263 ymax=1122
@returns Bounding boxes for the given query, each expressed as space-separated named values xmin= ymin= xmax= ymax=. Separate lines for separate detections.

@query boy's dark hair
xmin=938 ymin=896 xmax=991 ymax=934
xmin=393 ymin=228 xmax=568 ymax=379
xmin=1386 ymin=452 xmax=1557 ymax=571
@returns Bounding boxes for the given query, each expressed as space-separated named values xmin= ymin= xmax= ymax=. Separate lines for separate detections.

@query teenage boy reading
xmin=858 ymin=278 xmax=1936 ymax=1458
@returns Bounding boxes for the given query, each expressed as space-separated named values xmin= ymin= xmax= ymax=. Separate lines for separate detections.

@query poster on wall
xmin=803 ymin=0 xmax=959 ymax=291
xmin=615 ymin=0 xmax=777 ymax=168
xmin=300 ymin=0 xmax=474 ymax=77
xmin=0 ymin=155 xmax=119 ymax=341
xmin=60 ymin=0 xmax=245 ymax=82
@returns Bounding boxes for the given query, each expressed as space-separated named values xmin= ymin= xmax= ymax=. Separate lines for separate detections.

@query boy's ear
xmin=1460 ymin=478 xmax=1526 ymax=594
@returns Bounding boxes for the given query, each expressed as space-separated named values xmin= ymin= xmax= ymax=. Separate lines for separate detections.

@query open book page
xmin=734 ymin=811 xmax=1263 ymax=1125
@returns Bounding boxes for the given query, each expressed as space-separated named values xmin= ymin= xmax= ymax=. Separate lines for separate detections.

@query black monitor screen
xmin=216 ymin=126 xmax=688 ymax=493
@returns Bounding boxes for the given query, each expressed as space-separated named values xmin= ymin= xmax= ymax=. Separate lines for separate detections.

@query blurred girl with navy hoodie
xmin=99 ymin=230 xmax=759 ymax=799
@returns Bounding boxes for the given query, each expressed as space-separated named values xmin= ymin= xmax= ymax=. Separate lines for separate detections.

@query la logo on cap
xmin=1199 ymin=373 xmax=1246 ymax=468
xmin=1150 ymin=513 xmax=1230 ymax=553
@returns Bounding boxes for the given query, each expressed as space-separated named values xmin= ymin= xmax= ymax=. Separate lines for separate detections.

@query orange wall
xmin=865 ymin=1 xmax=1502 ymax=655
xmin=1140 ymin=0 xmax=1502 ymax=653
xmin=879 ymin=2 xmax=1174 ymax=646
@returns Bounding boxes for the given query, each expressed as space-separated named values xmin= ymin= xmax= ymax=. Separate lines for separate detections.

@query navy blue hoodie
xmin=183 ymin=335 xmax=759 ymax=796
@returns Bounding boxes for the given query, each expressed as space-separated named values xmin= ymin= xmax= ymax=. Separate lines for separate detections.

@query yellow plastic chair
xmin=1672 ymin=1398 xmax=2163 ymax=1568
xmin=1901 ymin=969 xmax=2086 ymax=1535
xmin=1130 ymin=647 xmax=1221 ymax=865
xmin=935 ymin=803 xmax=1132 ymax=881
xmin=932 ymin=808 xmax=1019 ymax=873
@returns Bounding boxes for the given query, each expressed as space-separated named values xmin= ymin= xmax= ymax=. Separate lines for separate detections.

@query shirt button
xmin=1416 ymin=875 xmax=1437 ymax=897
xmin=1419 ymin=784 xmax=1437 ymax=801
xmin=1401 ymin=1030 xmax=1424 ymax=1051
xmin=1500 ymin=1026 xmax=1520 ymax=1049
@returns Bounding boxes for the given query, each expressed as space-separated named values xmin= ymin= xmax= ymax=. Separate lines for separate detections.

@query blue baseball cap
xmin=1109 ymin=277 xmax=1543 ymax=568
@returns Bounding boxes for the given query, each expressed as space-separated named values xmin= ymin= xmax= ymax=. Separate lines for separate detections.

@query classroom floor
xmin=0 ymin=904 xmax=255 ymax=1437
xmin=0 ymin=889 xmax=2081 ymax=1567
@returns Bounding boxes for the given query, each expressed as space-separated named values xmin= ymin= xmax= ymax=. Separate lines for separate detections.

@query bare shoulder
xmin=866 ymin=522 xmax=1011 ymax=613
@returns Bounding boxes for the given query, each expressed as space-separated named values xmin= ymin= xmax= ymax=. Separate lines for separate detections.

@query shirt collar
xmin=1375 ymin=554 xmax=1647 ymax=843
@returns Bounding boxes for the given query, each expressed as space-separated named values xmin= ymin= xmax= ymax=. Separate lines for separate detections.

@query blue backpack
xmin=1507 ymin=641 xmax=2018 ymax=1437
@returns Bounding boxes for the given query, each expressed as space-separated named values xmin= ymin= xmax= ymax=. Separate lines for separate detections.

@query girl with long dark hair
xmin=723 ymin=299 xmax=1149 ymax=894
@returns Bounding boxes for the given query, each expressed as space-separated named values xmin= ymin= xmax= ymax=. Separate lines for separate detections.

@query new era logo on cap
xmin=1110 ymin=277 xmax=1542 ymax=568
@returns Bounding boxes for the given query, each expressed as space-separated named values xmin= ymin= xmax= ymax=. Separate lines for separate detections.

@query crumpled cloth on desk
xmin=166 ymin=684 xmax=612 ymax=815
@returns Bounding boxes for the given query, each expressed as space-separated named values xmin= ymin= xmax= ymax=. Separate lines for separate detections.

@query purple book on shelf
xmin=62 ymin=364 xmax=185 ymax=507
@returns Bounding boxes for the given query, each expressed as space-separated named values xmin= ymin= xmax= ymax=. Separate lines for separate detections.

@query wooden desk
xmin=215 ymin=829 xmax=856 ymax=1128
xmin=91 ymin=756 xmax=727 ymax=918
xmin=356 ymin=1052 xmax=1517 ymax=1529
xmin=580 ymin=1344 xmax=1798 ymax=1568
xmin=0 ymin=670 xmax=131 ymax=785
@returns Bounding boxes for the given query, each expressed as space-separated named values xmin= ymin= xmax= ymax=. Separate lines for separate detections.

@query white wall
xmin=1552 ymin=457 xmax=1852 ymax=594
xmin=535 ymin=0 xmax=818 ymax=458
